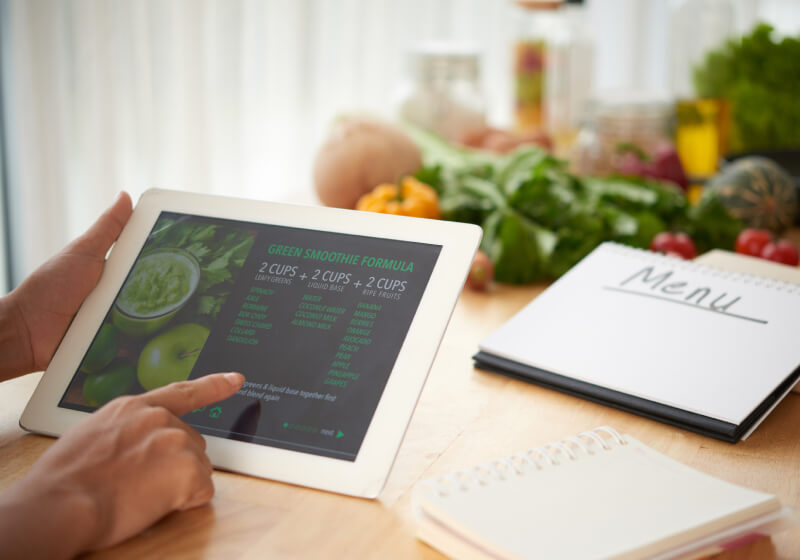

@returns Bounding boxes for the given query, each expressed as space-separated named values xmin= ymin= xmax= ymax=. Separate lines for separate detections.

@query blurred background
xmin=1 ymin=0 xmax=798 ymax=291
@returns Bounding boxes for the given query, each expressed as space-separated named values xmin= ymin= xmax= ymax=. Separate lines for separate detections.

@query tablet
xmin=21 ymin=188 xmax=481 ymax=498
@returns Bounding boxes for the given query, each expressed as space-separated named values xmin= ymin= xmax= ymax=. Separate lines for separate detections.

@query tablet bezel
xmin=20 ymin=188 xmax=481 ymax=498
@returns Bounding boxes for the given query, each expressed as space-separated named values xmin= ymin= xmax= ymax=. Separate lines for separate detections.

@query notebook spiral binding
xmin=427 ymin=427 xmax=628 ymax=497
xmin=603 ymin=242 xmax=800 ymax=294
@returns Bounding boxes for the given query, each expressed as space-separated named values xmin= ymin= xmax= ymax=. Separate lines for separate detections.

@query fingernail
xmin=223 ymin=372 xmax=244 ymax=386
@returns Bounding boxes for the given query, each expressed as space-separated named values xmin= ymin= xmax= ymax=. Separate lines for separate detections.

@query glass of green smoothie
xmin=112 ymin=248 xmax=201 ymax=336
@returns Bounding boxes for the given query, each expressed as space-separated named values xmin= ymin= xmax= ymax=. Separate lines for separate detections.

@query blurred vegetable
xmin=406 ymin=126 xmax=742 ymax=284
xmin=616 ymin=143 xmax=689 ymax=191
xmin=649 ymin=231 xmax=696 ymax=260
xmin=693 ymin=24 xmax=800 ymax=153
xmin=458 ymin=127 xmax=553 ymax=154
xmin=313 ymin=116 xmax=422 ymax=208
xmin=703 ymin=156 xmax=798 ymax=234
xmin=465 ymin=250 xmax=494 ymax=291
xmin=735 ymin=228 xmax=799 ymax=266
xmin=356 ymin=176 xmax=441 ymax=219
xmin=761 ymin=239 xmax=799 ymax=266
xmin=683 ymin=192 xmax=744 ymax=254
xmin=735 ymin=228 xmax=772 ymax=257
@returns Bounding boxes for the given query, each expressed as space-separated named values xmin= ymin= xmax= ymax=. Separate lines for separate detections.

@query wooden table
xmin=1 ymin=284 xmax=799 ymax=559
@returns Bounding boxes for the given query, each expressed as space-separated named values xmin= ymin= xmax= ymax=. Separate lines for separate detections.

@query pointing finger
xmin=141 ymin=372 xmax=244 ymax=417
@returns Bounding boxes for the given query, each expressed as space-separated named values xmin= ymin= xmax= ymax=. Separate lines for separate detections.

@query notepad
xmin=413 ymin=427 xmax=794 ymax=560
xmin=474 ymin=242 xmax=800 ymax=442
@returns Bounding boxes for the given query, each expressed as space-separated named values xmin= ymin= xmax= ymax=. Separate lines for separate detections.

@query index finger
xmin=140 ymin=372 xmax=245 ymax=416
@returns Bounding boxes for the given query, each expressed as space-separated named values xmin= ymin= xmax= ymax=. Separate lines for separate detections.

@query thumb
xmin=70 ymin=192 xmax=133 ymax=258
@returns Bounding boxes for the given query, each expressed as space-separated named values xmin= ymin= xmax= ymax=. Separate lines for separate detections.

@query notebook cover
xmin=473 ymin=351 xmax=800 ymax=443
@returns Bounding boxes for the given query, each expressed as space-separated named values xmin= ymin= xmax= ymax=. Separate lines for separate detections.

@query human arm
xmin=0 ymin=191 xmax=133 ymax=382
xmin=0 ymin=371 xmax=244 ymax=559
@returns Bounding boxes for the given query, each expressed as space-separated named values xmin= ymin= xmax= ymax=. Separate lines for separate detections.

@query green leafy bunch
xmin=693 ymin=23 xmax=800 ymax=152
xmin=409 ymin=127 xmax=741 ymax=284
xmin=148 ymin=217 xmax=256 ymax=319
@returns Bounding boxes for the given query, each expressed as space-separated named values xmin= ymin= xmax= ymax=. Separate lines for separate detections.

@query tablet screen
xmin=59 ymin=212 xmax=441 ymax=461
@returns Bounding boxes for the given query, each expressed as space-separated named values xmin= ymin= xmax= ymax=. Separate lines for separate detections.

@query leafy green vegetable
xmin=482 ymin=209 xmax=556 ymax=284
xmin=410 ymin=127 xmax=741 ymax=284
xmin=683 ymin=193 xmax=744 ymax=253
xmin=693 ymin=23 xmax=800 ymax=152
xmin=146 ymin=217 xmax=256 ymax=319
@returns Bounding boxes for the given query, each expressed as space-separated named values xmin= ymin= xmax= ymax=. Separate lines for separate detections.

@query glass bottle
xmin=669 ymin=0 xmax=736 ymax=180
xmin=396 ymin=43 xmax=487 ymax=142
xmin=563 ymin=0 xmax=594 ymax=150
xmin=571 ymin=92 xmax=676 ymax=177
xmin=511 ymin=0 xmax=573 ymax=154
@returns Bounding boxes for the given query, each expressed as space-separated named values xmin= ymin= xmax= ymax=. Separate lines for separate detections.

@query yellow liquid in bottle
xmin=675 ymin=98 xmax=722 ymax=180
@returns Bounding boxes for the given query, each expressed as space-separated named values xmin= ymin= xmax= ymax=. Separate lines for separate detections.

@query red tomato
xmin=650 ymin=232 xmax=696 ymax=260
xmin=465 ymin=250 xmax=494 ymax=291
xmin=735 ymin=228 xmax=772 ymax=257
xmin=760 ymin=239 xmax=800 ymax=266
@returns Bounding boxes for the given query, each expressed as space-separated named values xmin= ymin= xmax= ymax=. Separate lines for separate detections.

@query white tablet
xmin=21 ymin=188 xmax=481 ymax=498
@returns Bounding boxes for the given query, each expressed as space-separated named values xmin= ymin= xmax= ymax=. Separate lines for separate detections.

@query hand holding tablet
xmin=0 ymin=192 xmax=247 ymax=558
xmin=21 ymin=189 xmax=481 ymax=497
xmin=0 ymin=192 xmax=134 ymax=381
xmin=1 ymin=372 xmax=244 ymax=558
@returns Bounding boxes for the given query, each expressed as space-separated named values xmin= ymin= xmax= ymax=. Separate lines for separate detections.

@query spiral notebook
xmin=474 ymin=242 xmax=800 ymax=442
xmin=413 ymin=427 xmax=794 ymax=560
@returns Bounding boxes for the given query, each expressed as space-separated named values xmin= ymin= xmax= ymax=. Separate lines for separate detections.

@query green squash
xmin=704 ymin=156 xmax=798 ymax=234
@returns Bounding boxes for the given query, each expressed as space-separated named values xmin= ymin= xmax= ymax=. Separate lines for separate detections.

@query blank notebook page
xmin=415 ymin=432 xmax=779 ymax=559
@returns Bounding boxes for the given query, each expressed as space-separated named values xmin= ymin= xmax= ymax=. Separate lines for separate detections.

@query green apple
xmin=137 ymin=323 xmax=210 ymax=390
xmin=80 ymin=323 xmax=120 ymax=374
xmin=82 ymin=360 xmax=135 ymax=407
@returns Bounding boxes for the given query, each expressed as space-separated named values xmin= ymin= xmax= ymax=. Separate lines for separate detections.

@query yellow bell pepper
xmin=356 ymin=177 xmax=441 ymax=219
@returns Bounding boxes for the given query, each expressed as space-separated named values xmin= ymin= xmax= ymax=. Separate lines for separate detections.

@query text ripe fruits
xmin=465 ymin=250 xmax=494 ymax=291
xmin=735 ymin=228 xmax=772 ymax=257
xmin=761 ymin=239 xmax=800 ymax=266
xmin=137 ymin=323 xmax=210 ymax=391
xmin=650 ymin=232 xmax=696 ymax=260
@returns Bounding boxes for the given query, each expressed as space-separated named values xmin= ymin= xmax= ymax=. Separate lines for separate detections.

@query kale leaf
xmin=413 ymin=135 xmax=741 ymax=284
